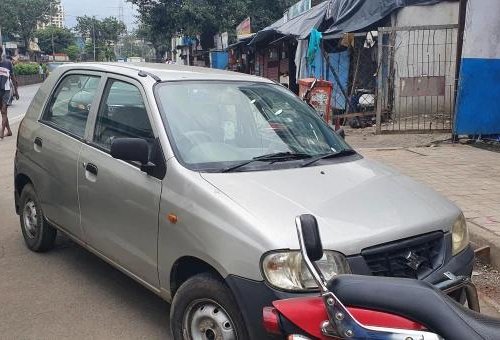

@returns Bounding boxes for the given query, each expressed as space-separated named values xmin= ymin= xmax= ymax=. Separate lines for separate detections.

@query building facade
xmin=38 ymin=0 xmax=65 ymax=29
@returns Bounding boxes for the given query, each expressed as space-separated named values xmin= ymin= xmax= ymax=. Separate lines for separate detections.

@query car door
xmin=34 ymin=71 xmax=104 ymax=240
xmin=77 ymin=75 xmax=162 ymax=287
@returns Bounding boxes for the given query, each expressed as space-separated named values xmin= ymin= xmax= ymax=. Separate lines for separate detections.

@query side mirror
xmin=298 ymin=214 xmax=324 ymax=262
xmin=111 ymin=138 xmax=149 ymax=165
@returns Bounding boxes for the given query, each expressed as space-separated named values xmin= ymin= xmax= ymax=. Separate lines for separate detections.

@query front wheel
xmin=170 ymin=273 xmax=249 ymax=340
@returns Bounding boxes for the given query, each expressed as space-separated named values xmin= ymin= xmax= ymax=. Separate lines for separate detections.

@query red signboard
xmin=236 ymin=17 xmax=251 ymax=39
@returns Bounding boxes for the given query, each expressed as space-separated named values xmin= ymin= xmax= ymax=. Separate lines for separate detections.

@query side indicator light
xmin=167 ymin=213 xmax=178 ymax=224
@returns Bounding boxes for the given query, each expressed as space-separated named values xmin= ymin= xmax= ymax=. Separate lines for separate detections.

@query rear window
xmin=41 ymin=74 xmax=101 ymax=138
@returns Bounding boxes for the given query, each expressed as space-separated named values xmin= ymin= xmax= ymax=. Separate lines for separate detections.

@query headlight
xmin=261 ymin=250 xmax=351 ymax=291
xmin=452 ymin=213 xmax=469 ymax=256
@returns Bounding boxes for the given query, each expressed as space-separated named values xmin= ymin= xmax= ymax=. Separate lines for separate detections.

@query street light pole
xmin=0 ymin=26 xmax=3 ymax=57
xmin=93 ymin=18 xmax=96 ymax=61
xmin=50 ymin=2 xmax=55 ymax=57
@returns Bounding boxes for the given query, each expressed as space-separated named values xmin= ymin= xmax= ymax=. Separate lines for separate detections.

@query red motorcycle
xmin=263 ymin=214 xmax=500 ymax=340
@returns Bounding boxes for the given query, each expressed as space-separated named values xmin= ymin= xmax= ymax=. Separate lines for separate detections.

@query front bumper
xmin=225 ymin=244 xmax=474 ymax=340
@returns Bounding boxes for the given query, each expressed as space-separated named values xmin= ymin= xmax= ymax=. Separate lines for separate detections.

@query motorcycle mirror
xmin=296 ymin=214 xmax=327 ymax=291
xmin=297 ymin=214 xmax=324 ymax=262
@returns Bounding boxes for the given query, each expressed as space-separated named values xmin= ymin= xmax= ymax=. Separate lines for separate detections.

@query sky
xmin=62 ymin=0 xmax=138 ymax=29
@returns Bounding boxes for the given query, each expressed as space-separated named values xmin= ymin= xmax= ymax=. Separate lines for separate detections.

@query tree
xmin=65 ymin=45 xmax=80 ymax=61
xmin=131 ymin=1 xmax=183 ymax=61
xmin=75 ymin=16 xmax=126 ymax=61
xmin=35 ymin=26 xmax=75 ymax=54
xmin=129 ymin=0 xmax=296 ymax=59
xmin=248 ymin=0 xmax=296 ymax=32
xmin=17 ymin=0 xmax=55 ymax=51
xmin=0 ymin=0 xmax=56 ymax=53
xmin=116 ymin=31 xmax=155 ymax=60
xmin=0 ymin=0 xmax=18 ymax=39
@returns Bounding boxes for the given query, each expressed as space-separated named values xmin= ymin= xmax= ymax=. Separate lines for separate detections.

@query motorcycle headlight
xmin=261 ymin=250 xmax=351 ymax=291
xmin=452 ymin=213 xmax=469 ymax=256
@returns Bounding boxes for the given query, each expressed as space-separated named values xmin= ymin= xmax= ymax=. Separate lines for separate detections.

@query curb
xmin=468 ymin=221 xmax=500 ymax=269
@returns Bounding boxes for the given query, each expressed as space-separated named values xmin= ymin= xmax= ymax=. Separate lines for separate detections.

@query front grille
xmin=361 ymin=232 xmax=444 ymax=279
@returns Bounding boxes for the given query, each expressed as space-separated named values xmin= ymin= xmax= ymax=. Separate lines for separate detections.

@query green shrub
xmin=14 ymin=63 xmax=41 ymax=76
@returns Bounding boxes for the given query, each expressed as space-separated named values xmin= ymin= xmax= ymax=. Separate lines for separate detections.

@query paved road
xmin=0 ymin=85 xmax=171 ymax=339
xmin=6 ymin=84 xmax=42 ymax=125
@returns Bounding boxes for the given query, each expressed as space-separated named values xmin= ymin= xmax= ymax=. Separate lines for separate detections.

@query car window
xmin=93 ymin=79 xmax=154 ymax=151
xmin=83 ymin=77 xmax=100 ymax=91
xmin=42 ymin=74 xmax=100 ymax=138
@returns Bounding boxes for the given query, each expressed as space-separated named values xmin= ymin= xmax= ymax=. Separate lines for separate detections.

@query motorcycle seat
xmin=328 ymin=275 xmax=500 ymax=340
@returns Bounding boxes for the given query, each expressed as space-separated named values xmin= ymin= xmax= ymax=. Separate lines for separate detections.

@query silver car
xmin=14 ymin=63 xmax=473 ymax=339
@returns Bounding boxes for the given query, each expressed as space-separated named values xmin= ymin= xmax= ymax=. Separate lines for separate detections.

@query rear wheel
xmin=171 ymin=273 xmax=248 ymax=340
xmin=19 ymin=184 xmax=57 ymax=252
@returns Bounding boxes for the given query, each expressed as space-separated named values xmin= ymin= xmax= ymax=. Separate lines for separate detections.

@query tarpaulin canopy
xmin=248 ymin=1 xmax=329 ymax=45
xmin=323 ymin=0 xmax=454 ymax=37
xmin=249 ymin=0 xmax=454 ymax=45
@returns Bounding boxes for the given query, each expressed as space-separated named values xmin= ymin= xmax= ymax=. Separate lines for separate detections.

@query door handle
xmin=34 ymin=137 xmax=43 ymax=147
xmin=85 ymin=162 xmax=98 ymax=176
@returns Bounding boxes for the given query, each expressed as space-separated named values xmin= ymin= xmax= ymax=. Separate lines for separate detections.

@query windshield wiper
xmin=222 ymin=152 xmax=312 ymax=173
xmin=300 ymin=149 xmax=357 ymax=167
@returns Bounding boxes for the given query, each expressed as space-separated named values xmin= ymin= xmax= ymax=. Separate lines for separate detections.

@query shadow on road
xmin=49 ymin=234 xmax=172 ymax=334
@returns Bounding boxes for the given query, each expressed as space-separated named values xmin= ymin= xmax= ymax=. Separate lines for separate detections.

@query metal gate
xmin=376 ymin=24 xmax=459 ymax=134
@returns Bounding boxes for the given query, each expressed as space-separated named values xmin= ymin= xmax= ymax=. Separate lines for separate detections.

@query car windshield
xmin=155 ymin=81 xmax=352 ymax=172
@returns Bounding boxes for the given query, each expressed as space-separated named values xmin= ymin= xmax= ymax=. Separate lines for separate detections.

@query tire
xmin=19 ymin=184 xmax=57 ymax=252
xmin=171 ymin=273 xmax=249 ymax=340
xmin=349 ymin=117 xmax=361 ymax=129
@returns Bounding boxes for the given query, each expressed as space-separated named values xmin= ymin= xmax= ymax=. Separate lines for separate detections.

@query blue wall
xmin=455 ymin=58 xmax=500 ymax=135
xmin=454 ymin=0 xmax=500 ymax=135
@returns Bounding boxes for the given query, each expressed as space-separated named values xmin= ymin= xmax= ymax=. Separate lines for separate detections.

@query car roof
xmin=55 ymin=62 xmax=274 ymax=84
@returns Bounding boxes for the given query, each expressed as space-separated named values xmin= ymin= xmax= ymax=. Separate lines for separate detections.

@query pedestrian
xmin=39 ymin=63 xmax=45 ymax=80
xmin=0 ymin=47 xmax=19 ymax=140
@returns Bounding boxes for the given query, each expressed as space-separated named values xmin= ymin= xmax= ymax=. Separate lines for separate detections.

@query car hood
xmin=200 ymin=158 xmax=460 ymax=255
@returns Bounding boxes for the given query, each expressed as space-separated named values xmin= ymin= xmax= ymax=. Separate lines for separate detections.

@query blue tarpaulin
xmin=210 ymin=51 xmax=229 ymax=70
xmin=309 ymin=51 xmax=350 ymax=110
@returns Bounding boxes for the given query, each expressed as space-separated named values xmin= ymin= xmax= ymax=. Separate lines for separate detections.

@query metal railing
xmin=376 ymin=24 xmax=459 ymax=134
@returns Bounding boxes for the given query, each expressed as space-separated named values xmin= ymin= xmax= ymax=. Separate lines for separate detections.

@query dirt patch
xmin=461 ymin=140 xmax=500 ymax=154
xmin=344 ymin=126 xmax=451 ymax=149
xmin=473 ymin=260 xmax=500 ymax=312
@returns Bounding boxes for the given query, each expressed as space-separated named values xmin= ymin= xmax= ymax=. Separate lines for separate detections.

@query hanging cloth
xmin=307 ymin=29 xmax=322 ymax=68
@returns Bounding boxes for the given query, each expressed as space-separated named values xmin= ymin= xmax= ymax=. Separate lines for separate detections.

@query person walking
xmin=0 ymin=47 xmax=19 ymax=140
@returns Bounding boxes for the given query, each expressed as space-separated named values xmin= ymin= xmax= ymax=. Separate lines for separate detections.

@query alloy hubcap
xmin=23 ymin=200 xmax=38 ymax=239
xmin=183 ymin=299 xmax=236 ymax=340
